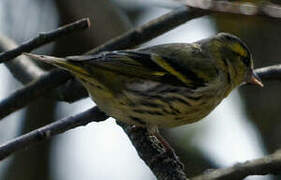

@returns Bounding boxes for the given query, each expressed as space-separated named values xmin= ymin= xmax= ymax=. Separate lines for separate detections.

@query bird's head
xmin=201 ymin=32 xmax=263 ymax=88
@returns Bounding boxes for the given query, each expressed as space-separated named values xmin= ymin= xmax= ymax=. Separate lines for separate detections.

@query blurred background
xmin=0 ymin=0 xmax=280 ymax=179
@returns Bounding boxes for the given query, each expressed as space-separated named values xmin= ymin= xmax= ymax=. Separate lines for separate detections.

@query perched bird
xmin=25 ymin=33 xmax=263 ymax=157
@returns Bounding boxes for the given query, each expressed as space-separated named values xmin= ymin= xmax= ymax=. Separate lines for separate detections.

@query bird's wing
xmin=66 ymin=44 xmax=217 ymax=88
xmin=67 ymin=51 xmax=171 ymax=81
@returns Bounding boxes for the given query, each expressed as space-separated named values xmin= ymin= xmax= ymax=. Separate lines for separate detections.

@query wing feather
xmin=65 ymin=43 xmax=217 ymax=88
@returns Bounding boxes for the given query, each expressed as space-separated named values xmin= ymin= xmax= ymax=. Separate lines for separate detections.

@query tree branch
xmin=0 ymin=107 xmax=107 ymax=160
xmin=119 ymin=122 xmax=187 ymax=180
xmin=255 ymin=64 xmax=281 ymax=81
xmin=192 ymin=150 xmax=281 ymax=180
xmin=0 ymin=69 xmax=72 ymax=120
xmin=0 ymin=34 xmax=45 ymax=84
xmin=86 ymin=7 xmax=207 ymax=54
xmin=176 ymin=0 xmax=281 ymax=18
xmin=0 ymin=18 xmax=90 ymax=63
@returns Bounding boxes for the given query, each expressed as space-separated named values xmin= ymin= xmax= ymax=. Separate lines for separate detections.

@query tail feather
xmin=24 ymin=53 xmax=89 ymax=75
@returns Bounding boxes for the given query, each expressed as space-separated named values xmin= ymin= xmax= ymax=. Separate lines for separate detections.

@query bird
xmin=24 ymin=32 xmax=263 ymax=159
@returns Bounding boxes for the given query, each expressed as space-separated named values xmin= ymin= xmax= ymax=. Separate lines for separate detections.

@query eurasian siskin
xmin=25 ymin=32 xmax=263 ymax=153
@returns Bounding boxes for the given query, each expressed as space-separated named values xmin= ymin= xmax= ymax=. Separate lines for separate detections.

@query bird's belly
xmin=85 ymin=79 xmax=224 ymax=128
xmin=116 ymin=94 xmax=218 ymax=128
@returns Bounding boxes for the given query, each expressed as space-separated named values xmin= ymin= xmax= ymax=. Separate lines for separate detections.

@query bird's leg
xmin=148 ymin=126 xmax=184 ymax=168
xmin=125 ymin=124 xmax=184 ymax=168
xmin=151 ymin=129 xmax=176 ymax=157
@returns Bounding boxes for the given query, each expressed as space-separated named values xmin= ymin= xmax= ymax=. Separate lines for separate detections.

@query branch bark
xmin=0 ymin=69 xmax=72 ymax=119
xmin=0 ymin=107 xmax=106 ymax=160
xmin=0 ymin=34 xmax=45 ymax=84
xmin=192 ymin=150 xmax=281 ymax=180
xmin=119 ymin=122 xmax=187 ymax=180
xmin=255 ymin=64 xmax=281 ymax=81
xmin=176 ymin=0 xmax=281 ymax=18
xmin=0 ymin=18 xmax=90 ymax=63
xmin=86 ymin=7 xmax=207 ymax=54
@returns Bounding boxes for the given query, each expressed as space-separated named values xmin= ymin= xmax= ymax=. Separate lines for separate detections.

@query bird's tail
xmin=24 ymin=53 xmax=90 ymax=76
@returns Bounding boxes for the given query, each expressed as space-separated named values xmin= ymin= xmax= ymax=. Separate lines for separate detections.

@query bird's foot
xmin=148 ymin=131 xmax=184 ymax=169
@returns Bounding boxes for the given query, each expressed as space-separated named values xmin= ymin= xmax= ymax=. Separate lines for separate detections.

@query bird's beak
xmin=246 ymin=70 xmax=264 ymax=87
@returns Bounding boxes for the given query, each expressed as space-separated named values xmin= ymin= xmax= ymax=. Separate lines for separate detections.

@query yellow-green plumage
xmin=25 ymin=33 xmax=262 ymax=131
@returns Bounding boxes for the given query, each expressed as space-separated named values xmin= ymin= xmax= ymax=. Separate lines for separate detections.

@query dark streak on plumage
xmin=129 ymin=116 xmax=146 ymax=125
xmin=80 ymin=78 xmax=103 ymax=90
xmin=139 ymin=101 xmax=163 ymax=108
xmin=162 ymin=56 xmax=206 ymax=86
xmin=158 ymin=87 xmax=181 ymax=94
xmin=126 ymin=88 xmax=190 ymax=114
xmin=221 ymin=58 xmax=231 ymax=84
xmin=222 ymin=58 xmax=228 ymax=68
xmin=175 ymin=117 xmax=183 ymax=121
xmin=88 ymin=82 xmax=102 ymax=90
xmin=133 ymin=109 xmax=164 ymax=116
xmin=162 ymin=109 xmax=177 ymax=115
xmin=112 ymin=50 xmax=206 ymax=89
xmin=226 ymin=73 xmax=231 ymax=84
xmin=220 ymin=33 xmax=251 ymax=67
xmin=166 ymin=96 xmax=191 ymax=106
xmin=118 ymin=51 xmax=164 ymax=72
xmin=106 ymin=51 xmax=192 ymax=88
xmin=184 ymin=95 xmax=201 ymax=101
xmin=168 ymin=104 xmax=181 ymax=114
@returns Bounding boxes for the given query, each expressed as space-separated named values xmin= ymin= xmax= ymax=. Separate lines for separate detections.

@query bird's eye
xmin=241 ymin=56 xmax=251 ymax=67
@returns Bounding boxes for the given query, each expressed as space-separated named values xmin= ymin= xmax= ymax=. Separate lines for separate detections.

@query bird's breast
xmin=118 ymin=80 xmax=225 ymax=128
xmin=82 ymin=76 xmax=228 ymax=128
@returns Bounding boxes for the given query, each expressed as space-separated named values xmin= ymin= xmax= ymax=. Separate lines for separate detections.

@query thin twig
xmin=192 ymin=150 xmax=281 ymax=180
xmin=0 ymin=107 xmax=107 ymax=160
xmin=0 ymin=18 xmax=90 ymax=63
xmin=255 ymin=64 xmax=281 ymax=81
xmin=176 ymin=0 xmax=281 ymax=18
xmin=0 ymin=7 xmax=208 ymax=120
xmin=86 ymin=7 xmax=207 ymax=54
xmin=0 ymin=34 xmax=45 ymax=84
xmin=0 ymin=69 xmax=72 ymax=120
